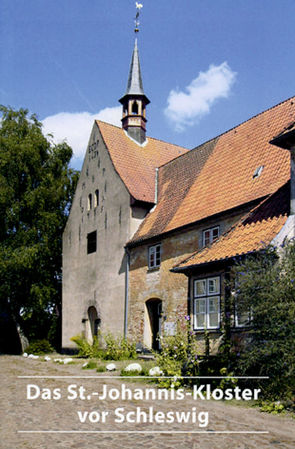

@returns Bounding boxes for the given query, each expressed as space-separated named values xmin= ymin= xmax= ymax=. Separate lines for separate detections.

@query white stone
xmin=28 ymin=354 xmax=39 ymax=359
xmin=63 ymin=358 xmax=73 ymax=364
xmin=149 ymin=366 xmax=163 ymax=376
xmin=106 ymin=363 xmax=117 ymax=371
xmin=22 ymin=352 xmax=28 ymax=358
xmin=124 ymin=363 xmax=142 ymax=372
xmin=82 ymin=362 xmax=88 ymax=367
xmin=44 ymin=356 xmax=51 ymax=361
xmin=54 ymin=358 xmax=62 ymax=363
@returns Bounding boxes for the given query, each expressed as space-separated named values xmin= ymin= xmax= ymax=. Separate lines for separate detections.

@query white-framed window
xmin=235 ymin=305 xmax=252 ymax=327
xmin=193 ymin=276 xmax=220 ymax=330
xmin=148 ymin=244 xmax=161 ymax=269
xmin=203 ymin=226 xmax=219 ymax=246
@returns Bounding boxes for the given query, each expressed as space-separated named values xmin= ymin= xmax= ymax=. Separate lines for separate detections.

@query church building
xmin=62 ymin=15 xmax=295 ymax=352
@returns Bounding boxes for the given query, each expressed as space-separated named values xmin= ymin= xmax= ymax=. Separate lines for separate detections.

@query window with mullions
xmin=194 ymin=277 xmax=220 ymax=330
xmin=203 ymin=226 xmax=219 ymax=246
xmin=235 ymin=304 xmax=252 ymax=327
xmin=148 ymin=244 xmax=161 ymax=269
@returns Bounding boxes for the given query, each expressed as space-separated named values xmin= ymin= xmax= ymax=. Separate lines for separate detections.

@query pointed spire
xmin=125 ymin=39 xmax=145 ymax=96
xmin=118 ymin=2 xmax=150 ymax=144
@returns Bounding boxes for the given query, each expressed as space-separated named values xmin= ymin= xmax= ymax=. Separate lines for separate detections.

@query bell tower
xmin=119 ymin=3 xmax=150 ymax=144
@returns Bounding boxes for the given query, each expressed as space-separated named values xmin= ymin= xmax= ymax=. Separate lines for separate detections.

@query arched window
xmin=132 ymin=101 xmax=138 ymax=115
xmin=94 ymin=189 xmax=99 ymax=208
xmin=87 ymin=193 xmax=92 ymax=211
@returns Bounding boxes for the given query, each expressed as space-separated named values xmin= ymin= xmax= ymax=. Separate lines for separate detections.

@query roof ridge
xmin=147 ymin=135 xmax=188 ymax=150
xmin=192 ymin=94 xmax=295 ymax=147
xmin=158 ymin=96 xmax=295 ymax=172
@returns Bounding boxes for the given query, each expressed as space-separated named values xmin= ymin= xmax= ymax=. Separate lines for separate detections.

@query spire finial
xmin=134 ymin=2 xmax=143 ymax=33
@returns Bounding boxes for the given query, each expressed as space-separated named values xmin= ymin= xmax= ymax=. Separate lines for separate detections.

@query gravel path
xmin=0 ymin=355 xmax=294 ymax=449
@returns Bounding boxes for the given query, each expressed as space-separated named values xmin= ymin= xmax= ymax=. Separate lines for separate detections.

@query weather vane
xmin=134 ymin=2 xmax=143 ymax=33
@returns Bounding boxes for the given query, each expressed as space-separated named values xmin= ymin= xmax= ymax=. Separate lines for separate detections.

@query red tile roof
xmin=173 ymin=182 xmax=289 ymax=270
xmin=96 ymin=120 xmax=188 ymax=203
xmin=130 ymin=97 xmax=295 ymax=244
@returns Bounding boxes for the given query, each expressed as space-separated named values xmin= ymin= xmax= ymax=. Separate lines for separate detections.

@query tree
xmin=228 ymin=242 xmax=295 ymax=400
xmin=0 ymin=106 xmax=79 ymax=351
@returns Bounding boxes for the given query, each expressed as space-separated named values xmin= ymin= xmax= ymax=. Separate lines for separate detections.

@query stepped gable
xmin=130 ymin=96 xmax=295 ymax=244
xmin=173 ymin=182 xmax=289 ymax=271
xmin=96 ymin=120 xmax=188 ymax=204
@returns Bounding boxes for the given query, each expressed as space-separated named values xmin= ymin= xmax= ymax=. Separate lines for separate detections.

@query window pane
xmin=208 ymin=312 xmax=219 ymax=328
xmin=208 ymin=277 xmax=220 ymax=294
xmin=212 ymin=227 xmax=219 ymax=239
xmin=208 ymin=297 xmax=218 ymax=313
xmin=204 ymin=230 xmax=210 ymax=245
xmin=155 ymin=245 xmax=161 ymax=266
xmin=195 ymin=280 xmax=206 ymax=297
xmin=196 ymin=313 xmax=206 ymax=329
xmin=149 ymin=247 xmax=155 ymax=267
xmin=196 ymin=299 xmax=206 ymax=313
xmin=236 ymin=304 xmax=251 ymax=327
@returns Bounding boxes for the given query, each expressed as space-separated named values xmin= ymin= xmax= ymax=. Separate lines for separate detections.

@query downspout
xmin=124 ymin=247 xmax=130 ymax=339
xmin=154 ymin=167 xmax=159 ymax=205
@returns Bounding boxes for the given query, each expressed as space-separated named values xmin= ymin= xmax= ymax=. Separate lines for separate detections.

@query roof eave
xmin=171 ymin=250 xmax=258 ymax=274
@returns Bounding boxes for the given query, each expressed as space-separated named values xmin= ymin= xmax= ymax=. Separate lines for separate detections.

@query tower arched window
xmin=132 ymin=101 xmax=138 ymax=115
xmin=94 ymin=189 xmax=99 ymax=208
xmin=87 ymin=194 xmax=92 ymax=211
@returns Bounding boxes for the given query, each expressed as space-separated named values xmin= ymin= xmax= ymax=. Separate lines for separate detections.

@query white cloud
xmin=165 ymin=62 xmax=237 ymax=131
xmin=42 ymin=106 xmax=122 ymax=160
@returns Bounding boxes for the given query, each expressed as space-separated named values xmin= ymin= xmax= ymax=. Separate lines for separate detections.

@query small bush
xmin=70 ymin=335 xmax=103 ymax=358
xmin=103 ymin=334 xmax=137 ymax=360
xmin=71 ymin=333 xmax=136 ymax=360
xmin=82 ymin=361 xmax=97 ymax=370
xmin=26 ymin=339 xmax=53 ymax=355
xmin=155 ymin=316 xmax=200 ymax=388
xmin=96 ymin=365 xmax=106 ymax=373
xmin=260 ymin=401 xmax=285 ymax=414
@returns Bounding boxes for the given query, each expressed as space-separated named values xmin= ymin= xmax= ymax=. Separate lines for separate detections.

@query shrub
xmin=26 ymin=339 xmax=53 ymax=355
xmin=155 ymin=316 xmax=199 ymax=387
xmin=96 ymin=365 xmax=106 ymax=373
xmin=226 ymin=241 xmax=295 ymax=401
xmin=103 ymin=333 xmax=137 ymax=360
xmin=82 ymin=361 xmax=97 ymax=370
xmin=70 ymin=333 xmax=136 ymax=360
xmin=70 ymin=335 xmax=103 ymax=358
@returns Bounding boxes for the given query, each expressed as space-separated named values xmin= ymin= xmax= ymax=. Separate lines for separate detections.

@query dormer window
xmin=253 ymin=165 xmax=264 ymax=179
xmin=203 ymin=226 xmax=219 ymax=247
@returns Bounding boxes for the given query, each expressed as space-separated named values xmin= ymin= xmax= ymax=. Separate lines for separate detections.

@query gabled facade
xmin=62 ymin=39 xmax=187 ymax=350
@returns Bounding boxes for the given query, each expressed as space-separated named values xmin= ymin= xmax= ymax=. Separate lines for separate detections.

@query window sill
xmin=147 ymin=267 xmax=160 ymax=273
xmin=193 ymin=328 xmax=221 ymax=334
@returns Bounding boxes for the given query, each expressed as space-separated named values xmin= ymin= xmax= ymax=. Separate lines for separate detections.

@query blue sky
xmin=1 ymin=0 xmax=295 ymax=169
